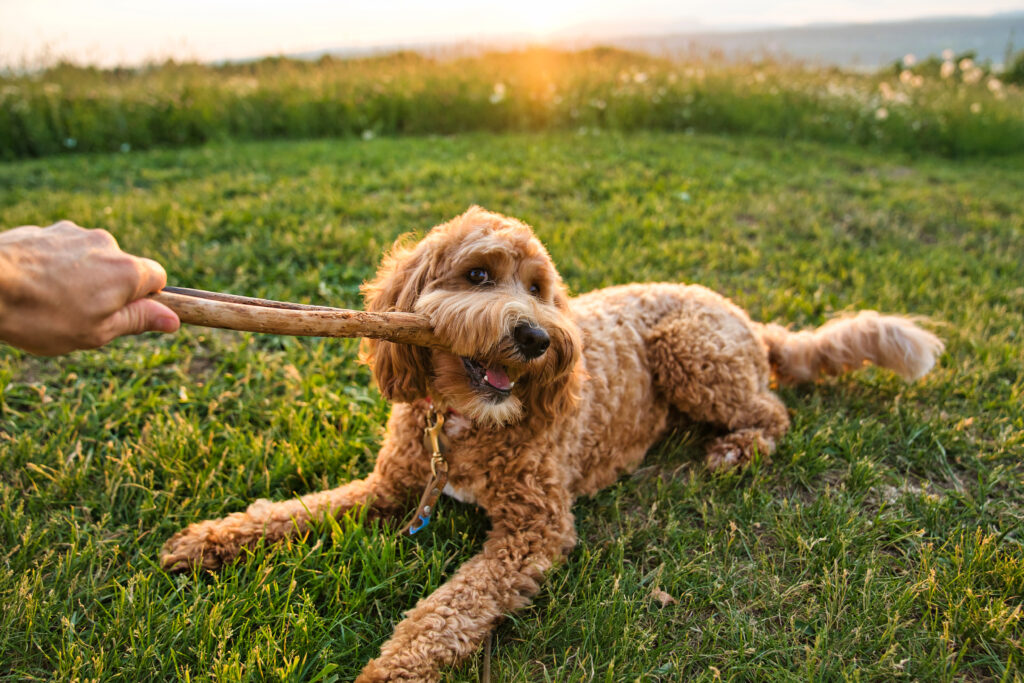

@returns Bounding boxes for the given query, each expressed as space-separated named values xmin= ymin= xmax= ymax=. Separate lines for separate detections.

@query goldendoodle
xmin=162 ymin=207 xmax=944 ymax=681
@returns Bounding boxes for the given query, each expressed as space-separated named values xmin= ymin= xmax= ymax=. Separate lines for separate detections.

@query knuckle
xmin=118 ymin=256 xmax=143 ymax=280
xmin=125 ymin=306 xmax=145 ymax=333
xmin=139 ymin=257 xmax=168 ymax=287
xmin=126 ymin=261 xmax=148 ymax=293
xmin=102 ymin=259 xmax=143 ymax=298
xmin=90 ymin=228 xmax=118 ymax=246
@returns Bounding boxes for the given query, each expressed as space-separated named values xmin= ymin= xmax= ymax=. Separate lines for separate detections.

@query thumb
xmin=103 ymin=298 xmax=181 ymax=339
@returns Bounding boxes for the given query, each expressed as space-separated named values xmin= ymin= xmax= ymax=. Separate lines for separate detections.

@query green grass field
xmin=1 ymin=131 xmax=1022 ymax=681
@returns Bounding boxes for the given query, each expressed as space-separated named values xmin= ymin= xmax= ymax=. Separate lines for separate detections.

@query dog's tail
xmin=755 ymin=311 xmax=944 ymax=384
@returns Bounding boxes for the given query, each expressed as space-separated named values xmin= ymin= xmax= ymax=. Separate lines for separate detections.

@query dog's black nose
xmin=514 ymin=323 xmax=550 ymax=359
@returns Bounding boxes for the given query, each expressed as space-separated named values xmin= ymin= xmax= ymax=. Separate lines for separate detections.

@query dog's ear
xmin=518 ymin=269 xmax=584 ymax=418
xmin=359 ymin=239 xmax=434 ymax=402
xmin=525 ymin=310 xmax=585 ymax=420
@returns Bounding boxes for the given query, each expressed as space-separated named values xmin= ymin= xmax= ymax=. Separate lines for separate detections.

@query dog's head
xmin=360 ymin=207 xmax=583 ymax=426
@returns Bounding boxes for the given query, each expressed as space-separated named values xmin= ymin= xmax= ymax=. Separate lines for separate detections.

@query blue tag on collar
xmin=408 ymin=513 xmax=431 ymax=535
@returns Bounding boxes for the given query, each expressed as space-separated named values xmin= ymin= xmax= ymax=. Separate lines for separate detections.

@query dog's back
xmin=565 ymin=281 xmax=943 ymax=479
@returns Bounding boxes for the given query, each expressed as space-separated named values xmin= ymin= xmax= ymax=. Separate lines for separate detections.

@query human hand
xmin=0 ymin=220 xmax=180 ymax=356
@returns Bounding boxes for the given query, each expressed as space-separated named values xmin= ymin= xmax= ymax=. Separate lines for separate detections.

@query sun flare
xmin=522 ymin=6 xmax=565 ymax=40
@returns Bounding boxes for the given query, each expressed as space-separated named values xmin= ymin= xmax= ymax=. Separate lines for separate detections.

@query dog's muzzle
xmin=513 ymin=323 xmax=550 ymax=359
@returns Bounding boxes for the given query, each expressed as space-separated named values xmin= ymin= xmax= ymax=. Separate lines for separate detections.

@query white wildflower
xmin=958 ymin=58 xmax=975 ymax=71
xmin=633 ymin=71 xmax=648 ymax=84
xmin=987 ymin=78 xmax=1003 ymax=92
xmin=899 ymin=70 xmax=914 ymax=85
xmin=489 ymin=82 xmax=506 ymax=104
xmin=942 ymin=48 xmax=955 ymax=61
xmin=963 ymin=67 xmax=983 ymax=85
xmin=970 ymin=102 xmax=982 ymax=114
xmin=826 ymin=81 xmax=846 ymax=97
xmin=940 ymin=61 xmax=955 ymax=79
xmin=903 ymin=54 xmax=917 ymax=67
xmin=875 ymin=107 xmax=889 ymax=121
xmin=361 ymin=129 xmax=375 ymax=140
xmin=911 ymin=75 xmax=924 ymax=88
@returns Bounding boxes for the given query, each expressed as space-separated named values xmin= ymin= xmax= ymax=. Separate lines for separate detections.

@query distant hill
xmin=295 ymin=12 xmax=1024 ymax=70
xmin=571 ymin=13 xmax=1024 ymax=68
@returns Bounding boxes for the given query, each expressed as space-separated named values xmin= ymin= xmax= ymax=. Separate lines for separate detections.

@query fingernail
xmin=154 ymin=315 xmax=180 ymax=333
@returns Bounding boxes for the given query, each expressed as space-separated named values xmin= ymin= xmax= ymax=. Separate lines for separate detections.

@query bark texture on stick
xmin=152 ymin=287 xmax=446 ymax=350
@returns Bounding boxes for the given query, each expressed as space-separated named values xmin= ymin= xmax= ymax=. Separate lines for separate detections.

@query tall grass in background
xmin=2 ymin=47 xmax=1023 ymax=160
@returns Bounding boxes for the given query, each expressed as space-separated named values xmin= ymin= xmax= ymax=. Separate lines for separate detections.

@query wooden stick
xmin=152 ymin=287 xmax=447 ymax=350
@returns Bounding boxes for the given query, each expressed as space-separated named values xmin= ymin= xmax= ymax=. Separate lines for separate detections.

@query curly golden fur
xmin=161 ymin=207 xmax=944 ymax=681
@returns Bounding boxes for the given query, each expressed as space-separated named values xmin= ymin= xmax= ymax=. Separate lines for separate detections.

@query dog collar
xmin=423 ymin=396 xmax=461 ymax=418
xmin=404 ymin=406 xmax=449 ymax=536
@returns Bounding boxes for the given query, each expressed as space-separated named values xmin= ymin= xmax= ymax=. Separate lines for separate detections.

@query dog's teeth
xmin=507 ymin=381 xmax=515 ymax=388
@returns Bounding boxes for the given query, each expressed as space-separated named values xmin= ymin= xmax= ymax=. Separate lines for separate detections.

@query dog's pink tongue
xmin=484 ymin=366 xmax=512 ymax=391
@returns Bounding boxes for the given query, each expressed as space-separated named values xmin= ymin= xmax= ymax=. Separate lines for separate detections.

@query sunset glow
xmin=1 ymin=0 xmax=1022 ymax=67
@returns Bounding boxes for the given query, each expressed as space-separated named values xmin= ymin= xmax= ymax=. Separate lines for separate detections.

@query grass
xmin=2 ymin=47 xmax=1024 ymax=161
xmin=0 ymin=130 xmax=1022 ymax=681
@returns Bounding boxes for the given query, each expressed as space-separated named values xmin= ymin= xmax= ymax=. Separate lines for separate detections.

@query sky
xmin=2 ymin=0 xmax=1023 ymax=68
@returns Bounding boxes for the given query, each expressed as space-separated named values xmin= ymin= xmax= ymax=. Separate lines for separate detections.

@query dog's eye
xmin=466 ymin=268 xmax=490 ymax=285
xmin=528 ymin=283 xmax=541 ymax=297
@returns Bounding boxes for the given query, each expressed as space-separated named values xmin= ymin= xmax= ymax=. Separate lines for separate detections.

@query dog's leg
xmin=699 ymin=392 xmax=789 ymax=470
xmin=356 ymin=493 xmax=576 ymax=683
xmin=647 ymin=300 xmax=790 ymax=469
xmin=161 ymin=406 xmax=430 ymax=571
xmin=160 ymin=472 xmax=405 ymax=571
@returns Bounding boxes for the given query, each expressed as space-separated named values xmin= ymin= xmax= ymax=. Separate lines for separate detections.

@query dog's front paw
xmin=705 ymin=429 xmax=774 ymax=471
xmin=160 ymin=518 xmax=245 ymax=572
xmin=353 ymin=660 xmax=388 ymax=683
xmin=356 ymin=658 xmax=440 ymax=683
